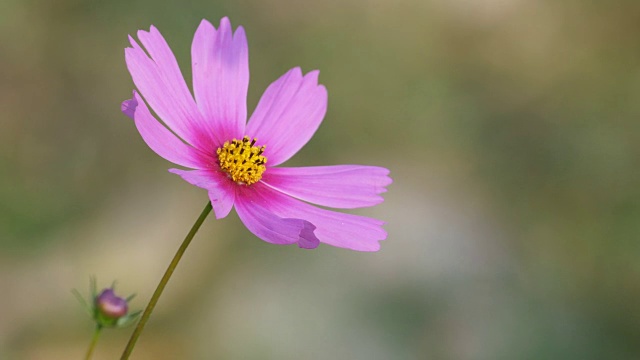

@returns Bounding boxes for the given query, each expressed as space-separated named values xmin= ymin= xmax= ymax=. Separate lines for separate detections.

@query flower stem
xmin=85 ymin=325 xmax=102 ymax=360
xmin=120 ymin=201 xmax=213 ymax=359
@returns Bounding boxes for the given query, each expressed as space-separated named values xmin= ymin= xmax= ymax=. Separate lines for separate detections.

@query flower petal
xmin=121 ymin=97 xmax=137 ymax=119
xmin=125 ymin=91 xmax=206 ymax=169
xmin=262 ymin=165 xmax=392 ymax=209
xmin=235 ymin=189 xmax=319 ymax=249
xmin=246 ymin=68 xmax=328 ymax=166
xmin=169 ymin=168 xmax=236 ymax=219
xmin=125 ymin=33 xmax=211 ymax=150
xmin=192 ymin=18 xmax=248 ymax=145
xmin=242 ymin=183 xmax=386 ymax=251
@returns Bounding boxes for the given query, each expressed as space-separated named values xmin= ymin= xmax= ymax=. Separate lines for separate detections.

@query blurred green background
xmin=1 ymin=0 xmax=640 ymax=359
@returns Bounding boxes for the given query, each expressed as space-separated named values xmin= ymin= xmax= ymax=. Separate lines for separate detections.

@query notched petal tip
xmin=136 ymin=29 xmax=148 ymax=41
xmin=121 ymin=91 xmax=139 ymax=119
xmin=235 ymin=192 xmax=322 ymax=249
xmin=291 ymin=66 xmax=303 ymax=78
xmin=137 ymin=25 xmax=159 ymax=44
xmin=383 ymin=175 xmax=393 ymax=187
xmin=304 ymin=69 xmax=320 ymax=84
xmin=234 ymin=25 xmax=246 ymax=38
xmin=127 ymin=35 xmax=142 ymax=50
xmin=317 ymin=84 xmax=328 ymax=105
xmin=219 ymin=16 xmax=231 ymax=29
xmin=378 ymin=169 xmax=393 ymax=187
xmin=296 ymin=220 xmax=320 ymax=249
xmin=252 ymin=183 xmax=387 ymax=251
xmin=197 ymin=18 xmax=214 ymax=32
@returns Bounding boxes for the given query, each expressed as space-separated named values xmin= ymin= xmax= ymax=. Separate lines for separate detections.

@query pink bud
xmin=96 ymin=289 xmax=128 ymax=319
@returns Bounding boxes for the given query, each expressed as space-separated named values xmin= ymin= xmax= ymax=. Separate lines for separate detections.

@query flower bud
xmin=73 ymin=278 xmax=141 ymax=329
xmin=96 ymin=288 xmax=128 ymax=319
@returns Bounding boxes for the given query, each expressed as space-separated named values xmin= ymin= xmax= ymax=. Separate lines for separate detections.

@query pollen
xmin=217 ymin=136 xmax=267 ymax=185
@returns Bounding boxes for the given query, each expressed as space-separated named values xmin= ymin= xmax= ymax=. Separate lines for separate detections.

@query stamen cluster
xmin=217 ymin=136 xmax=267 ymax=185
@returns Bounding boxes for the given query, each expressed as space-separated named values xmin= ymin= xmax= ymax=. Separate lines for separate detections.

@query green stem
xmin=120 ymin=202 xmax=213 ymax=359
xmin=85 ymin=325 xmax=102 ymax=360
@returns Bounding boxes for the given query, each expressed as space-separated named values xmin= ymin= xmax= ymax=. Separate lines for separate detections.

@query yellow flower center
xmin=216 ymin=136 xmax=267 ymax=185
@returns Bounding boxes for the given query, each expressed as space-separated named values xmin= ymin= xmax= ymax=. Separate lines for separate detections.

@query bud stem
xmin=120 ymin=201 xmax=213 ymax=359
xmin=85 ymin=325 xmax=102 ymax=360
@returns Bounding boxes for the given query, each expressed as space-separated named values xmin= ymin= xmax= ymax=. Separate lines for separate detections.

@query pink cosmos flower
xmin=121 ymin=18 xmax=391 ymax=251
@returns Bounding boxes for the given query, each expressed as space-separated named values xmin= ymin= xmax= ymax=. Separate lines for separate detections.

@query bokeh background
xmin=2 ymin=0 xmax=640 ymax=359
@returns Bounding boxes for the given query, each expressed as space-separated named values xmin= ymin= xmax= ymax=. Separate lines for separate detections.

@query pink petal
xmin=125 ymin=34 xmax=212 ymax=151
xmin=169 ymin=168 xmax=236 ymax=219
xmin=191 ymin=18 xmax=248 ymax=145
xmin=241 ymin=183 xmax=386 ymax=251
xmin=121 ymin=97 xmax=137 ymax=119
xmin=245 ymin=68 xmax=327 ymax=166
xmin=262 ymin=165 xmax=392 ymax=209
xmin=126 ymin=91 xmax=207 ymax=169
xmin=235 ymin=188 xmax=319 ymax=249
